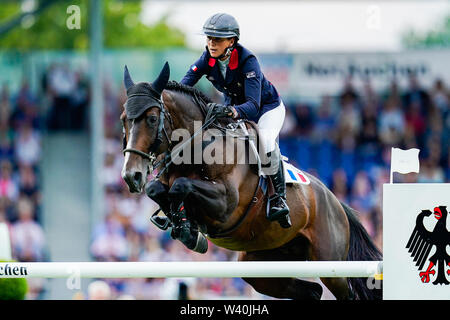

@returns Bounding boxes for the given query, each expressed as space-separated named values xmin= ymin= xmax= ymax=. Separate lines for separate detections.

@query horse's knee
xmin=168 ymin=177 xmax=193 ymax=200
xmin=145 ymin=179 xmax=171 ymax=212
xmin=145 ymin=179 xmax=169 ymax=199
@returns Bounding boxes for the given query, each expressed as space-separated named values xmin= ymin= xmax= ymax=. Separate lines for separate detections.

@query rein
xmin=153 ymin=108 xmax=219 ymax=179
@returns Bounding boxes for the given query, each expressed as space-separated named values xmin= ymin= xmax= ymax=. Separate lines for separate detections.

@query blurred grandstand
xmin=0 ymin=0 xmax=448 ymax=300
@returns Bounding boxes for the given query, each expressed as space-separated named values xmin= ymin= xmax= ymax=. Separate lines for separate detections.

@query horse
xmin=120 ymin=62 xmax=382 ymax=300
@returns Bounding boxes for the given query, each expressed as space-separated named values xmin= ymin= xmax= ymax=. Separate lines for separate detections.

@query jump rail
xmin=0 ymin=261 xmax=383 ymax=279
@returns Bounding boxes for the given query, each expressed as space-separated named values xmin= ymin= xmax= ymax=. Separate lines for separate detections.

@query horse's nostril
xmin=133 ymin=171 xmax=142 ymax=184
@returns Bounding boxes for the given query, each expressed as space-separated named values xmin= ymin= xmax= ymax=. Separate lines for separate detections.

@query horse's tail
xmin=340 ymin=201 xmax=383 ymax=300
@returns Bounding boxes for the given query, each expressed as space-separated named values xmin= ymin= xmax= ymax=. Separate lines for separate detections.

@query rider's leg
xmin=266 ymin=147 xmax=290 ymax=220
xmin=257 ymin=101 xmax=291 ymax=227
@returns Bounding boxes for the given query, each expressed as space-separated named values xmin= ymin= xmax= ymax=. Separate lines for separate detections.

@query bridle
xmin=122 ymin=89 xmax=173 ymax=169
xmin=122 ymin=85 xmax=229 ymax=180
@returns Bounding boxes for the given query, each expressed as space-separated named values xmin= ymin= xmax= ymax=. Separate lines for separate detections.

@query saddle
xmin=225 ymin=119 xmax=311 ymax=185
xmin=223 ymin=119 xmax=263 ymax=176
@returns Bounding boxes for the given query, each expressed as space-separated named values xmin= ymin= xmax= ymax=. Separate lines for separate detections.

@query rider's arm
xmin=232 ymin=56 xmax=262 ymax=120
xmin=180 ymin=51 xmax=208 ymax=87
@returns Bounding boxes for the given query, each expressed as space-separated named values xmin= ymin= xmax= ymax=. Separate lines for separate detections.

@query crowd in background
xmin=0 ymin=61 xmax=449 ymax=299
xmin=279 ymin=74 xmax=449 ymax=247
xmin=0 ymin=80 xmax=46 ymax=299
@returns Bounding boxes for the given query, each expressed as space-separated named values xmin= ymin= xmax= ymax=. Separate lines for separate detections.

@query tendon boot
xmin=170 ymin=202 xmax=208 ymax=254
xmin=266 ymin=149 xmax=291 ymax=228
xmin=145 ymin=180 xmax=172 ymax=230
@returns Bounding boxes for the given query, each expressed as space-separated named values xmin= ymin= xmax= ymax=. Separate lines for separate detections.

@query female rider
xmin=181 ymin=13 xmax=291 ymax=228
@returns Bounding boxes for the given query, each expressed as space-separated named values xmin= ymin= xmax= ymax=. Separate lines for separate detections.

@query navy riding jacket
xmin=180 ymin=43 xmax=280 ymax=122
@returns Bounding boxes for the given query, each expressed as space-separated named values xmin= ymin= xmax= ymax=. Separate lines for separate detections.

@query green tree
xmin=0 ymin=0 xmax=186 ymax=50
xmin=401 ymin=14 xmax=450 ymax=49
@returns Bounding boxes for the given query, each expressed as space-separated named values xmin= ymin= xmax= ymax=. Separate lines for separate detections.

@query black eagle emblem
xmin=406 ymin=206 xmax=450 ymax=285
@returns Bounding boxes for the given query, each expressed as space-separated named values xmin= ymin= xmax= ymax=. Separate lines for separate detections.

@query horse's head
xmin=121 ymin=62 xmax=170 ymax=193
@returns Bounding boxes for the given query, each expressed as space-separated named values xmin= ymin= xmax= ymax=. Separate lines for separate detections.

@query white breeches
xmin=257 ymin=100 xmax=286 ymax=154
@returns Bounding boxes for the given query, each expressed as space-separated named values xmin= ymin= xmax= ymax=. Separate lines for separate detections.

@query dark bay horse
xmin=120 ymin=62 xmax=382 ymax=300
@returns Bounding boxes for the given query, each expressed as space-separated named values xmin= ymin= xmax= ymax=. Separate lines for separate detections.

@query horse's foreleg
xmin=145 ymin=179 xmax=171 ymax=218
xmin=168 ymin=177 xmax=230 ymax=222
xmin=166 ymin=177 xmax=229 ymax=253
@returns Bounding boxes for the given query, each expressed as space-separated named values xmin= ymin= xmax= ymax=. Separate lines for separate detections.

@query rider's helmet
xmin=202 ymin=13 xmax=240 ymax=40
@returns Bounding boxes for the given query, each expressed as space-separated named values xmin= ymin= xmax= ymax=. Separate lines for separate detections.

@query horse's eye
xmin=147 ymin=115 xmax=158 ymax=125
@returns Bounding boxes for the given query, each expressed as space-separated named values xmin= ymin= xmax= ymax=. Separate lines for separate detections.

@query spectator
xmin=430 ymin=79 xmax=449 ymax=113
xmin=14 ymin=121 xmax=41 ymax=166
xmin=378 ymin=96 xmax=405 ymax=146
xmin=0 ymin=131 xmax=14 ymax=163
xmin=90 ymin=213 xmax=129 ymax=261
xmin=402 ymin=72 xmax=431 ymax=116
xmin=0 ymin=160 xmax=19 ymax=206
xmin=10 ymin=196 xmax=46 ymax=262
xmin=10 ymin=81 xmax=39 ymax=130
xmin=45 ymin=63 xmax=79 ymax=130
xmin=312 ymin=95 xmax=336 ymax=142
xmin=87 ymin=280 xmax=112 ymax=300
xmin=0 ymin=84 xmax=11 ymax=129
xmin=17 ymin=164 xmax=39 ymax=201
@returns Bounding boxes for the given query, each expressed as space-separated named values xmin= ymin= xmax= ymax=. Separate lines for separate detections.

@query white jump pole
xmin=0 ymin=261 xmax=382 ymax=279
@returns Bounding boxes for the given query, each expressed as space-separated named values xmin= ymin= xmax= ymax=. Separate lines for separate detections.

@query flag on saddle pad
xmin=390 ymin=147 xmax=420 ymax=183
xmin=283 ymin=161 xmax=310 ymax=185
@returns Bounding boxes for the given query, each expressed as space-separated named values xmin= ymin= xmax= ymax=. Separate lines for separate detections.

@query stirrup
xmin=267 ymin=196 xmax=291 ymax=228
xmin=191 ymin=232 xmax=208 ymax=254
xmin=150 ymin=208 xmax=171 ymax=230
xmin=267 ymin=195 xmax=289 ymax=219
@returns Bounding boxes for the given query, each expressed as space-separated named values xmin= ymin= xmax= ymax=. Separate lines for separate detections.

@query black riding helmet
xmin=202 ymin=13 xmax=240 ymax=40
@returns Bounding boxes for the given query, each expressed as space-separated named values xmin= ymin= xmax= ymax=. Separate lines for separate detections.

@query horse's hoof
xmin=192 ymin=232 xmax=208 ymax=254
xmin=278 ymin=215 xmax=292 ymax=228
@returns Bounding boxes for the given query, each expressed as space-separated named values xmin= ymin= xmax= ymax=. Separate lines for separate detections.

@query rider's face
xmin=206 ymin=36 xmax=234 ymax=59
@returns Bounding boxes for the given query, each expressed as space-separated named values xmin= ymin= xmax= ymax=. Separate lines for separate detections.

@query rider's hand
xmin=207 ymin=103 xmax=234 ymax=118
xmin=230 ymin=107 xmax=239 ymax=119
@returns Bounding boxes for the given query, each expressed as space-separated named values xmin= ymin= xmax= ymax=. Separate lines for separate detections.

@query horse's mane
xmin=165 ymin=80 xmax=213 ymax=105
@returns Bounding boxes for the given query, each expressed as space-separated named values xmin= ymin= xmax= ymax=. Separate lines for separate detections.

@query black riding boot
xmin=266 ymin=153 xmax=291 ymax=228
xmin=170 ymin=203 xmax=208 ymax=253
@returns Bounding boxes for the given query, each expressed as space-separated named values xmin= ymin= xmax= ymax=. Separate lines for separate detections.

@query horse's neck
xmin=165 ymin=90 xmax=204 ymax=132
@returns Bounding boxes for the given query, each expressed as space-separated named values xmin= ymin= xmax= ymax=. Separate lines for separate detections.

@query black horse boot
xmin=145 ymin=180 xmax=172 ymax=230
xmin=266 ymin=150 xmax=291 ymax=228
xmin=170 ymin=202 xmax=208 ymax=253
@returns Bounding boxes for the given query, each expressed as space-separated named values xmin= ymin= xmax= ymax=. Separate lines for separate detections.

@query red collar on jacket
xmin=208 ymin=48 xmax=239 ymax=70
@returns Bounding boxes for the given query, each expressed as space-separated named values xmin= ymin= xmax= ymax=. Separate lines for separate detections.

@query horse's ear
xmin=124 ymin=65 xmax=135 ymax=91
xmin=152 ymin=61 xmax=170 ymax=95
